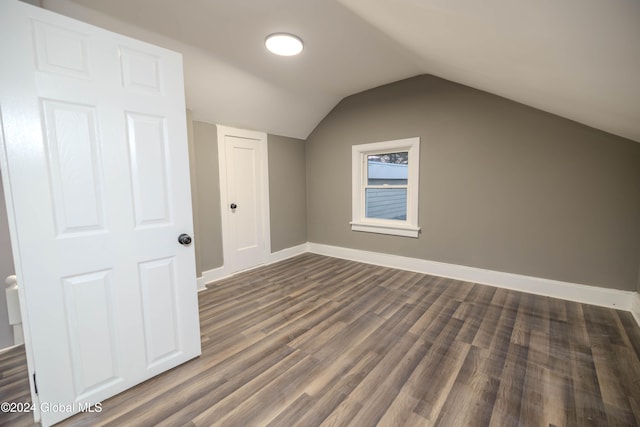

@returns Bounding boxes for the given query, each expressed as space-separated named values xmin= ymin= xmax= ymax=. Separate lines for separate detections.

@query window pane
xmin=367 ymin=152 xmax=408 ymax=185
xmin=365 ymin=188 xmax=407 ymax=220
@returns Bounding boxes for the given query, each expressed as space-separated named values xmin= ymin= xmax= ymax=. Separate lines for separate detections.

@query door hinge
xmin=33 ymin=373 xmax=38 ymax=395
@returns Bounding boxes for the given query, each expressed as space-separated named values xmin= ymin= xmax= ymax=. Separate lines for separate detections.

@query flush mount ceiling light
xmin=265 ymin=33 xmax=304 ymax=56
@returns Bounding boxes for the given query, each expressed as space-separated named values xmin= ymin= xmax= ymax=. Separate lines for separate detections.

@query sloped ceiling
xmin=43 ymin=0 xmax=640 ymax=142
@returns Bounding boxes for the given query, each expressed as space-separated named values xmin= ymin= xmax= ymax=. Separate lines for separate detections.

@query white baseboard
xmin=196 ymin=243 xmax=308 ymax=290
xmin=196 ymin=266 xmax=227 ymax=291
xmin=307 ymin=242 xmax=637 ymax=313
xmin=267 ymin=243 xmax=309 ymax=264
xmin=0 ymin=343 xmax=24 ymax=355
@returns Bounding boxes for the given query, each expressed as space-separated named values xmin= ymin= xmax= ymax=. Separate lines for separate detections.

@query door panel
xmin=33 ymin=19 xmax=91 ymax=80
xmin=62 ymin=269 xmax=121 ymax=398
xmin=222 ymin=133 xmax=268 ymax=273
xmin=126 ymin=113 xmax=172 ymax=226
xmin=139 ymin=257 xmax=180 ymax=368
xmin=42 ymin=99 xmax=106 ymax=235
xmin=230 ymin=143 xmax=259 ymax=249
xmin=0 ymin=2 xmax=200 ymax=426
xmin=119 ymin=47 xmax=163 ymax=94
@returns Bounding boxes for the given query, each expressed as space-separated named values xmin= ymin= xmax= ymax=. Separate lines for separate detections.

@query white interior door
xmin=0 ymin=2 xmax=201 ymax=426
xmin=217 ymin=126 xmax=270 ymax=274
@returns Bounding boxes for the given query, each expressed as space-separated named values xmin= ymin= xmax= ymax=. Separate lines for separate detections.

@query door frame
xmin=216 ymin=125 xmax=271 ymax=275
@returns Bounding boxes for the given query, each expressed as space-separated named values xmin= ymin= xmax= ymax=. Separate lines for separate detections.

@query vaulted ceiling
xmin=42 ymin=0 xmax=640 ymax=142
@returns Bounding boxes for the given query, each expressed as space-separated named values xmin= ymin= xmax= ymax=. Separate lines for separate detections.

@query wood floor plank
xmin=618 ymin=310 xmax=640 ymax=362
xmin=1 ymin=253 xmax=639 ymax=427
xmin=207 ymin=353 xmax=319 ymax=426
xmin=410 ymin=338 xmax=471 ymax=424
xmin=427 ymin=345 xmax=499 ymax=427
xmin=488 ymin=342 xmax=529 ymax=427
xmin=346 ymin=333 xmax=431 ymax=426
xmin=455 ymin=284 xmax=497 ymax=344
xmin=569 ymin=345 xmax=608 ymax=426
xmin=293 ymin=351 xmax=380 ymax=426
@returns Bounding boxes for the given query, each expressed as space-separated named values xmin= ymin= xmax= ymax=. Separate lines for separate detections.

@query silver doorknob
xmin=178 ymin=233 xmax=192 ymax=246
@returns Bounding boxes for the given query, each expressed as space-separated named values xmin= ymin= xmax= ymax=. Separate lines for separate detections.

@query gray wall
xmin=0 ymin=175 xmax=15 ymax=348
xmin=306 ymin=75 xmax=640 ymax=291
xmin=192 ymin=121 xmax=224 ymax=272
xmin=186 ymin=110 xmax=202 ymax=275
xmin=268 ymin=134 xmax=307 ymax=252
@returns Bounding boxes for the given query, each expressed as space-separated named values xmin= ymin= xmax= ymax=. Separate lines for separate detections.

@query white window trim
xmin=351 ymin=137 xmax=420 ymax=238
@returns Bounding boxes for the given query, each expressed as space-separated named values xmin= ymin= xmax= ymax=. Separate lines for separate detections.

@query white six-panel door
xmin=0 ymin=2 xmax=201 ymax=425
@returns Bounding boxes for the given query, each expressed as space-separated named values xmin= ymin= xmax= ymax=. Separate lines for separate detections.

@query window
xmin=351 ymin=137 xmax=420 ymax=238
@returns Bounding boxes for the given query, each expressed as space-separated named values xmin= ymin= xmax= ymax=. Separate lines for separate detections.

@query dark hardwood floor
xmin=2 ymin=253 xmax=640 ymax=426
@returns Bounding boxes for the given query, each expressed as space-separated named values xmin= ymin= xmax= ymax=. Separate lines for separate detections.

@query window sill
xmin=350 ymin=221 xmax=420 ymax=238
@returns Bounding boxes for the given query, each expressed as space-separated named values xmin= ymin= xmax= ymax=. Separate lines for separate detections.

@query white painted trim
xmin=0 ymin=343 xmax=24 ymax=355
xmin=196 ymin=243 xmax=308 ymax=290
xmin=351 ymin=137 xmax=420 ymax=238
xmin=196 ymin=266 xmax=228 ymax=290
xmin=216 ymin=124 xmax=271 ymax=275
xmin=632 ymin=292 xmax=640 ymax=326
xmin=267 ymin=243 xmax=308 ymax=264
xmin=350 ymin=221 xmax=420 ymax=238
xmin=262 ymin=141 xmax=272 ymax=260
xmin=307 ymin=242 xmax=636 ymax=313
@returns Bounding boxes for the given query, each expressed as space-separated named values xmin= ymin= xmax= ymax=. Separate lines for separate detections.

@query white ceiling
xmin=42 ymin=0 xmax=640 ymax=142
